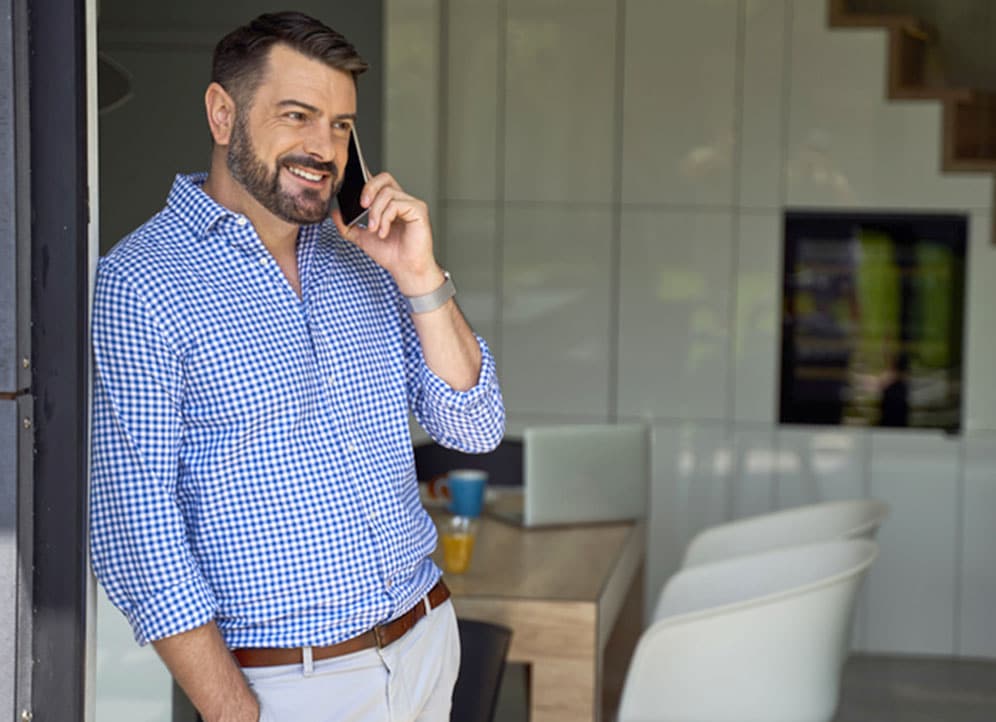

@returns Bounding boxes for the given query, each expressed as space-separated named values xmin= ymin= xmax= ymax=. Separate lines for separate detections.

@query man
xmin=90 ymin=12 xmax=504 ymax=722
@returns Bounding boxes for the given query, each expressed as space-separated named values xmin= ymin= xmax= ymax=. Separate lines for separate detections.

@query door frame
xmin=21 ymin=0 xmax=94 ymax=719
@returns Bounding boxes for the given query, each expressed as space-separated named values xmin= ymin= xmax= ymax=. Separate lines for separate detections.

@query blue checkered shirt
xmin=90 ymin=173 xmax=504 ymax=648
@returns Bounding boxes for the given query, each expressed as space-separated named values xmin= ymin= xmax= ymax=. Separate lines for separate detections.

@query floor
xmin=493 ymin=654 xmax=996 ymax=721
xmin=833 ymin=654 xmax=996 ymax=722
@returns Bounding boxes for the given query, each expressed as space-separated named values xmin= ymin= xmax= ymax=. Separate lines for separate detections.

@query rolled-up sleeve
xmin=90 ymin=260 xmax=217 ymax=645
xmin=398 ymin=296 xmax=505 ymax=454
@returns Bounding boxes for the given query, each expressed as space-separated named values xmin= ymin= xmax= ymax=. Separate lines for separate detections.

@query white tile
xmin=95 ymin=586 xmax=172 ymax=721
xmin=963 ymin=213 xmax=996 ymax=432
xmin=674 ymin=423 xmax=735 ymax=538
xmin=500 ymin=205 xmax=613 ymax=416
xmin=645 ymin=422 xmax=733 ymax=622
xmin=959 ymin=434 xmax=996 ymax=657
xmin=444 ymin=0 xmax=501 ymax=201
xmin=731 ymin=428 xmax=776 ymax=519
xmin=738 ymin=0 xmax=789 ymax=209
xmin=503 ymin=411 xmax=609 ymax=439
xmin=732 ymin=213 xmax=781 ymax=423
xmin=504 ymin=0 xmax=617 ymax=203
xmin=775 ymin=427 xmax=868 ymax=508
xmin=617 ymin=209 xmax=734 ymax=421
xmin=865 ymin=430 xmax=959 ymax=655
xmin=785 ymin=0 xmax=992 ymax=210
xmin=622 ymin=0 xmax=738 ymax=206
xmin=645 ymin=423 xmax=685 ymax=620
xmin=385 ymin=0 xmax=441 ymax=211
xmin=776 ymin=426 xmax=872 ymax=648
xmin=439 ymin=203 xmax=500 ymax=347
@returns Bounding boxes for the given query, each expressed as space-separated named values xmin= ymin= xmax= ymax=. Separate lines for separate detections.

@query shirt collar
xmin=166 ymin=172 xmax=329 ymax=256
xmin=166 ymin=172 xmax=234 ymax=239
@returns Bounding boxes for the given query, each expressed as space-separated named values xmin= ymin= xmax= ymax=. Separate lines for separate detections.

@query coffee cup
xmin=439 ymin=469 xmax=488 ymax=517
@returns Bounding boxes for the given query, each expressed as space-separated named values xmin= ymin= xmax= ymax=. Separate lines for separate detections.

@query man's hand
xmin=152 ymin=622 xmax=260 ymax=722
xmin=332 ymin=172 xmax=444 ymax=298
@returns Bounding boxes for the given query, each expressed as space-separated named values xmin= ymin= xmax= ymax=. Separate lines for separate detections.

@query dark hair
xmin=211 ymin=11 xmax=368 ymax=106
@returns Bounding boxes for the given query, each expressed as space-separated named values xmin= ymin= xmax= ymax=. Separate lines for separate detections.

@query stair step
xmin=828 ymin=0 xmax=996 ymax=242
xmin=890 ymin=87 xmax=972 ymax=103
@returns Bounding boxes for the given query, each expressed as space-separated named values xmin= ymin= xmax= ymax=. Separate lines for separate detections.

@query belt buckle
xmin=372 ymin=625 xmax=386 ymax=648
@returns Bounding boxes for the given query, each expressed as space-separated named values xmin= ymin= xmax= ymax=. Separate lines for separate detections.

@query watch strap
xmin=403 ymin=271 xmax=456 ymax=314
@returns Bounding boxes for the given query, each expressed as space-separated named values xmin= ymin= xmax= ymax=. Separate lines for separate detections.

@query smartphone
xmin=336 ymin=126 xmax=372 ymax=228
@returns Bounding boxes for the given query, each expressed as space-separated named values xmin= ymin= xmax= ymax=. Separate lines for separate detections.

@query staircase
xmin=828 ymin=0 xmax=996 ymax=240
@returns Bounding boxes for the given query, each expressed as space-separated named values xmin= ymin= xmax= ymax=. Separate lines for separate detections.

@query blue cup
xmin=442 ymin=469 xmax=488 ymax=517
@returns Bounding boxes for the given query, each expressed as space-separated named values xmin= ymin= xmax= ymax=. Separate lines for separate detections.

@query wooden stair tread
xmin=890 ymin=86 xmax=973 ymax=103
xmin=828 ymin=0 xmax=995 ymax=242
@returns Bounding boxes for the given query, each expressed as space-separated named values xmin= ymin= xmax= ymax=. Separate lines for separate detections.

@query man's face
xmin=226 ymin=44 xmax=358 ymax=225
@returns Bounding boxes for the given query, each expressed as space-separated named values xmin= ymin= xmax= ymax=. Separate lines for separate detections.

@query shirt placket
xmin=307 ymin=247 xmax=403 ymax=602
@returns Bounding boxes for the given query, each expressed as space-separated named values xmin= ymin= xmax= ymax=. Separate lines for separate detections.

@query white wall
xmin=386 ymin=0 xmax=996 ymax=657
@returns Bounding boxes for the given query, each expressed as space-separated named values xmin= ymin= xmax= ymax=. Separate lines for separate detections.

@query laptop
xmin=488 ymin=423 xmax=650 ymax=528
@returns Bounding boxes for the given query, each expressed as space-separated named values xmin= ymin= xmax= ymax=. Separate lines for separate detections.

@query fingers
xmin=360 ymin=171 xmax=399 ymax=206
xmin=362 ymin=174 xmax=428 ymax=239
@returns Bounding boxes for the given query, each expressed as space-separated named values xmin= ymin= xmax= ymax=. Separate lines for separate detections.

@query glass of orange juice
xmin=441 ymin=515 xmax=478 ymax=574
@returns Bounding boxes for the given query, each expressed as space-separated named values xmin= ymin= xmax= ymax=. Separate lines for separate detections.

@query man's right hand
xmin=151 ymin=621 xmax=261 ymax=722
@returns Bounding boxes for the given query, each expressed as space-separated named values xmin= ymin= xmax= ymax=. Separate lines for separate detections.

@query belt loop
xmin=302 ymin=646 xmax=314 ymax=676
xmin=423 ymin=594 xmax=431 ymax=616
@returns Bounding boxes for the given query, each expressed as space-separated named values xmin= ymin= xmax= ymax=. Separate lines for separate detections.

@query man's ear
xmin=205 ymin=82 xmax=237 ymax=145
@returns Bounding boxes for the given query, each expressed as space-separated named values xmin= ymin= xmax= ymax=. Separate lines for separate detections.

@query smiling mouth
xmin=284 ymin=163 xmax=329 ymax=184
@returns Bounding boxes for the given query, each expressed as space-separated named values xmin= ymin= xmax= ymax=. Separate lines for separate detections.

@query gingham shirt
xmin=90 ymin=173 xmax=504 ymax=648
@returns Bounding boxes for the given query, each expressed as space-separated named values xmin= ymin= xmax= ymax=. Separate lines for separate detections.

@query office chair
xmin=681 ymin=498 xmax=888 ymax=569
xmin=451 ymin=618 xmax=513 ymax=722
xmin=621 ymin=539 xmax=879 ymax=722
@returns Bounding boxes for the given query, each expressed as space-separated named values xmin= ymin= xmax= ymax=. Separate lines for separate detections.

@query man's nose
xmin=303 ymin=124 xmax=336 ymax=161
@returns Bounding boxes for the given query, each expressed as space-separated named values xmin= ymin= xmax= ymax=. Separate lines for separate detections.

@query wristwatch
xmin=403 ymin=271 xmax=456 ymax=314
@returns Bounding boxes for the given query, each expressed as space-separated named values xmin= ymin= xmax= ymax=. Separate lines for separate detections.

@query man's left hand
xmin=332 ymin=172 xmax=445 ymax=296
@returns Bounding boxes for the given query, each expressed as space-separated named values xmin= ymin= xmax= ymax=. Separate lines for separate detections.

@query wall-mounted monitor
xmin=780 ymin=211 xmax=967 ymax=433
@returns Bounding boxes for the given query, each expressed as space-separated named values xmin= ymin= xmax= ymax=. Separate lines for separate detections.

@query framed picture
xmin=780 ymin=211 xmax=967 ymax=433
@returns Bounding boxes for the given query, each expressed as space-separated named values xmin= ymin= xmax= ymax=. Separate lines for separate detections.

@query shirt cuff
xmin=127 ymin=571 xmax=219 ymax=645
xmin=417 ymin=335 xmax=499 ymax=414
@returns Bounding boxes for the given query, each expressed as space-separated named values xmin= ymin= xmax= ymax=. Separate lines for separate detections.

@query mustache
xmin=280 ymin=155 xmax=338 ymax=179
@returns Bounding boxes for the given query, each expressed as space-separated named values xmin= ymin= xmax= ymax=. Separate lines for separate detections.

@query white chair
xmin=620 ymin=539 xmax=878 ymax=722
xmin=681 ymin=498 xmax=888 ymax=569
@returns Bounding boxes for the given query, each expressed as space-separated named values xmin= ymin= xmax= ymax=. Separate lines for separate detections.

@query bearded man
xmin=89 ymin=12 xmax=504 ymax=722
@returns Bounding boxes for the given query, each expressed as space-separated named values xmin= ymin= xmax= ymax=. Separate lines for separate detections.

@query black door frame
xmin=24 ymin=0 xmax=91 ymax=718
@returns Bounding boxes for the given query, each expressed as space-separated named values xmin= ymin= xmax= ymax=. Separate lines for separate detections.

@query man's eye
xmin=285 ymin=112 xmax=305 ymax=121
xmin=333 ymin=120 xmax=353 ymax=133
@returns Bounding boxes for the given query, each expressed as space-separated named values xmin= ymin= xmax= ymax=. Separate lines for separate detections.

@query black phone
xmin=336 ymin=126 xmax=372 ymax=228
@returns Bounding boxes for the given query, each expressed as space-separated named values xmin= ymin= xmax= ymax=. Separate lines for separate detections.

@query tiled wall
xmin=387 ymin=0 xmax=996 ymax=657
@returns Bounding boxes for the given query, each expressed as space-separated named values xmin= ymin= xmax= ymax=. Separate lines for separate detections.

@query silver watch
xmin=403 ymin=271 xmax=456 ymax=314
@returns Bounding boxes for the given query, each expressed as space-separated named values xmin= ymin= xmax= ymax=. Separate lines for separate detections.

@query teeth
xmin=287 ymin=165 xmax=322 ymax=182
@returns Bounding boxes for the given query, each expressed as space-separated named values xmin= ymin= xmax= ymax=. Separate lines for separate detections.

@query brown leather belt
xmin=232 ymin=580 xmax=451 ymax=668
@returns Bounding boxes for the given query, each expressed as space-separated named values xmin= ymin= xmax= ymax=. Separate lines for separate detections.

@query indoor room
xmin=4 ymin=0 xmax=996 ymax=721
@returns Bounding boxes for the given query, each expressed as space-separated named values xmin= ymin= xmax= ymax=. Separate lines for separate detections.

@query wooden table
xmin=429 ymin=508 xmax=645 ymax=722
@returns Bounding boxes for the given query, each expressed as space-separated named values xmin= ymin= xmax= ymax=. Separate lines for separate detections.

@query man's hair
xmin=212 ymin=11 xmax=369 ymax=106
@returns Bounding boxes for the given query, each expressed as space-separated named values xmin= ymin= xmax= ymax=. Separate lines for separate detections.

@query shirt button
xmin=236 ymin=216 xmax=247 ymax=226
xmin=327 ymin=373 xmax=335 ymax=387
xmin=259 ymin=256 xmax=267 ymax=265
xmin=347 ymin=442 xmax=357 ymax=453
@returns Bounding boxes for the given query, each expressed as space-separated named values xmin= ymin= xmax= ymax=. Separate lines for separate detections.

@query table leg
xmin=527 ymin=656 xmax=597 ymax=722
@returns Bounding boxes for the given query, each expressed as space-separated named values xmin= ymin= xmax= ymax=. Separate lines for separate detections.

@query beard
xmin=226 ymin=110 xmax=340 ymax=225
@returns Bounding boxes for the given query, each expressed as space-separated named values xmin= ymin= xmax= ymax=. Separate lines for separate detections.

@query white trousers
xmin=245 ymin=600 xmax=460 ymax=722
